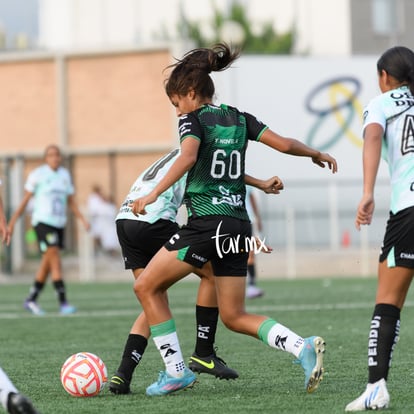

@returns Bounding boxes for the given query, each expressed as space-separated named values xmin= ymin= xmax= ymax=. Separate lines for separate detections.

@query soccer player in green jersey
xmin=131 ymin=43 xmax=337 ymax=396
xmin=109 ymin=148 xmax=282 ymax=393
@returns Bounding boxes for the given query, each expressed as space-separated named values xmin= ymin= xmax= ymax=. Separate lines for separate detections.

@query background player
xmin=8 ymin=145 xmax=89 ymax=316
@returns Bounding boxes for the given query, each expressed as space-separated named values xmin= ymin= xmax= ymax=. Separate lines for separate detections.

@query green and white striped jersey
xmin=178 ymin=104 xmax=268 ymax=220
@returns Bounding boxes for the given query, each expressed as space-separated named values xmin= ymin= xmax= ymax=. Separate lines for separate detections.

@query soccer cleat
xmin=246 ymin=285 xmax=264 ymax=299
xmin=7 ymin=393 xmax=40 ymax=414
xmin=23 ymin=300 xmax=45 ymax=316
xmin=108 ymin=372 xmax=131 ymax=394
xmin=345 ymin=379 xmax=390 ymax=411
xmin=146 ymin=368 xmax=196 ymax=396
xmin=295 ymin=336 xmax=325 ymax=393
xmin=60 ymin=303 xmax=76 ymax=315
xmin=189 ymin=352 xmax=239 ymax=379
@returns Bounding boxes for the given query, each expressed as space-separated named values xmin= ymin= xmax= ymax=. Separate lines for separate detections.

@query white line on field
xmin=1 ymin=301 xmax=414 ymax=320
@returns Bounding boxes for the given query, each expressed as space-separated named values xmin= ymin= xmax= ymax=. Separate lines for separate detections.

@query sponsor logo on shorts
xmin=400 ymin=252 xmax=414 ymax=260
xmin=191 ymin=253 xmax=208 ymax=263
xmin=46 ymin=231 xmax=58 ymax=245
xmin=169 ymin=234 xmax=180 ymax=244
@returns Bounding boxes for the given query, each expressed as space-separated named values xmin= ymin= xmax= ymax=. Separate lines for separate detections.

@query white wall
xmin=38 ymin=0 xmax=352 ymax=55
xmin=212 ymin=55 xmax=385 ymax=181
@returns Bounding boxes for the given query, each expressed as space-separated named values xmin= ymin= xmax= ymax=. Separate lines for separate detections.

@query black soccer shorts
xmin=164 ymin=215 xmax=252 ymax=276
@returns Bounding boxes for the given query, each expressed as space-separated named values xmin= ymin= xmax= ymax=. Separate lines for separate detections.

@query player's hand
xmin=129 ymin=192 xmax=158 ymax=216
xmin=1 ymin=222 xmax=10 ymax=246
xmin=311 ymin=152 xmax=338 ymax=174
xmin=83 ymin=220 xmax=91 ymax=232
xmin=355 ymin=194 xmax=375 ymax=230
xmin=261 ymin=176 xmax=284 ymax=194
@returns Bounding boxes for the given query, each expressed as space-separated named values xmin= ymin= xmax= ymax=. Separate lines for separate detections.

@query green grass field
xmin=1 ymin=277 xmax=414 ymax=414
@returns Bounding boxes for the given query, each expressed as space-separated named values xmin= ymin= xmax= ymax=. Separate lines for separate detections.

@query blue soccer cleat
xmin=146 ymin=368 xmax=196 ymax=396
xmin=295 ymin=336 xmax=325 ymax=393
xmin=60 ymin=303 xmax=77 ymax=315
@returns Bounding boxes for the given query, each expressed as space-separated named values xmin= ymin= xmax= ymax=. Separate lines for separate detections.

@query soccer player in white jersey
xmin=346 ymin=46 xmax=414 ymax=411
xmin=8 ymin=145 xmax=89 ymax=316
xmin=0 ymin=182 xmax=40 ymax=413
xmin=109 ymin=148 xmax=282 ymax=393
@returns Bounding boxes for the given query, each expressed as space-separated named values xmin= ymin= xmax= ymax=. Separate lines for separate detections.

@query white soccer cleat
xmin=345 ymin=378 xmax=390 ymax=411
xmin=246 ymin=285 xmax=264 ymax=299
xmin=23 ymin=300 xmax=45 ymax=316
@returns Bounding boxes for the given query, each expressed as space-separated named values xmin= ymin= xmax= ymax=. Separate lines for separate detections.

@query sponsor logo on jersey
xmin=212 ymin=186 xmax=243 ymax=207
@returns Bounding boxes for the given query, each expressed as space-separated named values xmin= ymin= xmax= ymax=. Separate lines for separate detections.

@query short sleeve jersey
xmin=178 ymin=104 xmax=268 ymax=220
xmin=363 ymin=85 xmax=414 ymax=213
xmin=116 ymin=149 xmax=186 ymax=224
xmin=25 ymin=164 xmax=74 ymax=228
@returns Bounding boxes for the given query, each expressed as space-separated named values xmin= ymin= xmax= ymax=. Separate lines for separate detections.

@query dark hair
xmin=164 ymin=43 xmax=240 ymax=99
xmin=377 ymin=46 xmax=414 ymax=95
xmin=44 ymin=144 xmax=61 ymax=157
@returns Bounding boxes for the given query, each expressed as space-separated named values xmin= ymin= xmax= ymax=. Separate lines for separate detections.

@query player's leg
xmin=189 ymin=263 xmax=238 ymax=379
xmin=0 ymin=367 xmax=39 ymax=414
xmin=345 ymin=263 xmax=413 ymax=411
xmin=24 ymin=224 xmax=52 ymax=316
xmin=110 ymin=219 xmax=179 ymax=394
xmin=214 ymin=273 xmax=325 ymax=393
xmin=134 ymin=247 xmax=197 ymax=396
xmin=346 ymin=208 xmax=414 ymax=410
xmin=45 ymin=227 xmax=75 ymax=315
xmin=109 ymin=268 xmax=151 ymax=394
xmin=48 ymin=247 xmax=74 ymax=314
xmin=246 ymin=249 xmax=264 ymax=299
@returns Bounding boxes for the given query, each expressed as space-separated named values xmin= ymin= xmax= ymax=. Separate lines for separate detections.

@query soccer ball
xmin=60 ymin=352 xmax=107 ymax=397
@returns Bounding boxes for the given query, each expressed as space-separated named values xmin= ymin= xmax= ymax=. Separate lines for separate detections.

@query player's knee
xmin=220 ymin=312 xmax=243 ymax=333
xmin=133 ymin=277 xmax=147 ymax=301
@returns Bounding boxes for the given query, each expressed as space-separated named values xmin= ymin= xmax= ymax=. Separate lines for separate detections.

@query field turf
xmin=1 ymin=277 xmax=414 ymax=413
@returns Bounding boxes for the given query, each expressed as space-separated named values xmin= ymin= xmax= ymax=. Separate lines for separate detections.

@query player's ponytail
xmin=205 ymin=43 xmax=240 ymax=72
xmin=165 ymin=43 xmax=240 ymax=100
